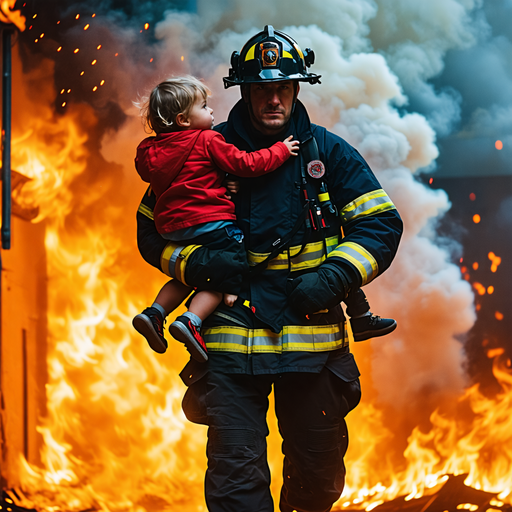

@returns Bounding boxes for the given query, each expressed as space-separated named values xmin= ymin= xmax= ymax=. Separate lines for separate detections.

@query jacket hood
xmin=136 ymin=130 xmax=202 ymax=195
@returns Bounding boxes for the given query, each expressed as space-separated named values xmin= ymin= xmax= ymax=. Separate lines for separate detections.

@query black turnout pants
xmin=182 ymin=367 xmax=361 ymax=512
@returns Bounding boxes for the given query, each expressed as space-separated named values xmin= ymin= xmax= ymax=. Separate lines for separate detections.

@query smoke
xmin=497 ymin=195 xmax=512 ymax=228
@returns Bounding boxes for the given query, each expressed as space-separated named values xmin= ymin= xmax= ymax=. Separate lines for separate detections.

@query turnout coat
xmin=136 ymin=99 xmax=403 ymax=381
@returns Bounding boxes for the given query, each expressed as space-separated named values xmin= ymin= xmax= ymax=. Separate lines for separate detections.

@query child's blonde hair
xmin=138 ymin=76 xmax=211 ymax=134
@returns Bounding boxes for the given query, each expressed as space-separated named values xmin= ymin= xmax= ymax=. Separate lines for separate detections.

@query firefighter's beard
xmin=247 ymin=98 xmax=295 ymax=136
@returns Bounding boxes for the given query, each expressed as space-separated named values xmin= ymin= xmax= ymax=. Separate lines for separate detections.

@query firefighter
xmin=136 ymin=25 xmax=403 ymax=512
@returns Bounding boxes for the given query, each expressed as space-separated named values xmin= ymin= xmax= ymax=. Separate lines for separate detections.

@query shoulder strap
xmin=301 ymin=136 xmax=320 ymax=163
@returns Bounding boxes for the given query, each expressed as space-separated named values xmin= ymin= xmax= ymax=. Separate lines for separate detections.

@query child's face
xmin=186 ymin=92 xmax=214 ymax=131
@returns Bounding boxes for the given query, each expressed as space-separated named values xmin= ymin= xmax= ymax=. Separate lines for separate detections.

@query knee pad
xmin=208 ymin=426 xmax=266 ymax=460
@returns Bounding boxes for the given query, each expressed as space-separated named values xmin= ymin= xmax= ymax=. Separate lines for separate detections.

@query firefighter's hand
xmin=287 ymin=266 xmax=349 ymax=316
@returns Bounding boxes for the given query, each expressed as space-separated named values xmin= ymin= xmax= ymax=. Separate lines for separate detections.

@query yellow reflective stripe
xmin=160 ymin=242 xmax=202 ymax=283
xmin=340 ymin=189 xmax=396 ymax=225
xmin=203 ymin=323 xmax=347 ymax=354
xmin=245 ymin=43 xmax=256 ymax=61
xmin=282 ymin=50 xmax=293 ymax=59
xmin=175 ymin=245 xmax=201 ymax=284
xmin=328 ymin=241 xmax=378 ymax=285
xmin=325 ymin=236 xmax=338 ymax=254
xmin=247 ymin=236 xmax=338 ymax=271
xmin=318 ymin=192 xmax=329 ymax=202
xmin=138 ymin=203 xmax=154 ymax=220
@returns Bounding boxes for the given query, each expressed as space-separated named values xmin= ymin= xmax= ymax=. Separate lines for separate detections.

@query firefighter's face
xmin=246 ymin=81 xmax=298 ymax=135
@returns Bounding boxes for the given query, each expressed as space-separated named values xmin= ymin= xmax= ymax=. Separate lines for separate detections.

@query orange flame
xmin=0 ymin=0 xmax=26 ymax=31
xmin=14 ymin=121 xmax=209 ymax=510
xmin=338 ymin=350 xmax=512 ymax=509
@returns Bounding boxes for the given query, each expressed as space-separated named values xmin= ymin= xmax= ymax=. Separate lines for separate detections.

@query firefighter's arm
xmin=136 ymin=187 xmax=168 ymax=272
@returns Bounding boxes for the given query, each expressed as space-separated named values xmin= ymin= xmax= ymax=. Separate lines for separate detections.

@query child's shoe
xmin=133 ymin=307 xmax=168 ymax=353
xmin=350 ymin=313 xmax=397 ymax=342
xmin=169 ymin=315 xmax=208 ymax=362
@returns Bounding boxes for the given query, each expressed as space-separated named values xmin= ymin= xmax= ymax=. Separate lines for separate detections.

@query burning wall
xmin=0 ymin=1 xmax=510 ymax=511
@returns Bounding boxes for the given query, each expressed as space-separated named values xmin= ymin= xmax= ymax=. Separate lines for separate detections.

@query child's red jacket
xmin=135 ymin=129 xmax=289 ymax=235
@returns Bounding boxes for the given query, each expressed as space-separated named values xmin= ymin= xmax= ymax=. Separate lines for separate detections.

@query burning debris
xmin=350 ymin=475 xmax=512 ymax=512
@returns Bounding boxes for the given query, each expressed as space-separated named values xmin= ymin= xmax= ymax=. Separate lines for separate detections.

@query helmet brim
xmin=223 ymin=72 xmax=321 ymax=89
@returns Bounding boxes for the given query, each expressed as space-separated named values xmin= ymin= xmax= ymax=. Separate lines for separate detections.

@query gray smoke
xmin=368 ymin=0 xmax=512 ymax=177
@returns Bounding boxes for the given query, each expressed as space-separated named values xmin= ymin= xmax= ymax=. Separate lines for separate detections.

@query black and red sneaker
xmin=169 ymin=315 xmax=208 ymax=362
xmin=132 ymin=307 xmax=168 ymax=354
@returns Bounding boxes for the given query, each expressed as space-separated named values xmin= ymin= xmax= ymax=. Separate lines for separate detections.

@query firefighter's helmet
xmin=223 ymin=25 xmax=321 ymax=89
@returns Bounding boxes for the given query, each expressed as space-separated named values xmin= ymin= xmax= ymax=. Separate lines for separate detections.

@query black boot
xmin=350 ymin=313 xmax=397 ymax=342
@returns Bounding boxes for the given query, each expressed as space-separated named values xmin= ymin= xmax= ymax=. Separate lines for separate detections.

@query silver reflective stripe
xmin=203 ymin=323 xmax=348 ymax=354
xmin=168 ymin=246 xmax=185 ymax=279
xmin=295 ymin=246 xmax=324 ymax=264
xmin=328 ymin=242 xmax=378 ymax=285
xmin=340 ymin=189 xmax=396 ymax=225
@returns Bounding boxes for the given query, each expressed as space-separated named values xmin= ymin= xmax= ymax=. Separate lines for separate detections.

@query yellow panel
xmin=245 ymin=43 xmax=256 ymax=61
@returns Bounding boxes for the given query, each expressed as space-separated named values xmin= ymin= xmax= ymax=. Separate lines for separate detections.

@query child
xmin=132 ymin=76 xmax=299 ymax=362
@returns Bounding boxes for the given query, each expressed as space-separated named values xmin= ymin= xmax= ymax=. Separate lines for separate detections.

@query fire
xmin=338 ymin=349 xmax=512 ymax=510
xmin=9 ymin=50 xmax=208 ymax=511
xmin=0 ymin=0 xmax=26 ymax=31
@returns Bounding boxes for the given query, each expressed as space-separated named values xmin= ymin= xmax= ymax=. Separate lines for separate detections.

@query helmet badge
xmin=307 ymin=160 xmax=326 ymax=179
xmin=260 ymin=42 xmax=279 ymax=67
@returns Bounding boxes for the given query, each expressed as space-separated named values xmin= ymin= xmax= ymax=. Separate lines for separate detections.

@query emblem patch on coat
xmin=307 ymin=160 xmax=325 ymax=178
